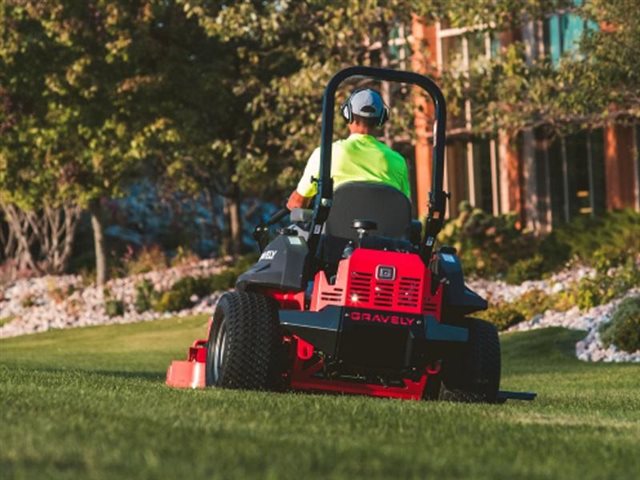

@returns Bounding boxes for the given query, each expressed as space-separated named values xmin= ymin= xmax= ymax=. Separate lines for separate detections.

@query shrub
xmin=560 ymin=260 xmax=640 ymax=311
xmin=20 ymin=294 xmax=36 ymax=308
xmin=151 ymin=255 xmax=259 ymax=313
xmin=125 ymin=245 xmax=167 ymax=275
xmin=105 ymin=299 xmax=125 ymax=317
xmin=550 ymin=210 xmax=640 ymax=269
xmin=600 ymin=296 xmax=640 ymax=353
xmin=153 ymin=276 xmax=209 ymax=312
xmin=438 ymin=202 xmax=538 ymax=278
xmin=477 ymin=304 xmax=525 ymax=331
xmin=439 ymin=205 xmax=640 ymax=281
xmin=477 ymin=288 xmax=572 ymax=331
xmin=153 ymin=290 xmax=192 ymax=313
xmin=170 ymin=246 xmax=201 ymax=267
xmin=134 ymin=279 xmax=158 ymax=313
xmin=505 ymin=255 xmax=545 ymax=285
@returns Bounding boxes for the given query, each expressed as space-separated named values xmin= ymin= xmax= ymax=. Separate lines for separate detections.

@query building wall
xmin=410 ymin=16 xmax=639 ymax=228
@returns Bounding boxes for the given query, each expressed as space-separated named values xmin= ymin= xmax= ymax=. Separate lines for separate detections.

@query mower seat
xmin=322 ymin=181 xmax=413 ymax=265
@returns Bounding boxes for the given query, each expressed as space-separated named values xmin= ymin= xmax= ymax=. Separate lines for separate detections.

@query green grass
xmin=1 ymin=317 xmax=639 ymax=480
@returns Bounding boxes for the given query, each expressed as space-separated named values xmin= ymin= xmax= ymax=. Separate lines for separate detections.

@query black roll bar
xmin=305 ymin=66 xmax=448 ymax=269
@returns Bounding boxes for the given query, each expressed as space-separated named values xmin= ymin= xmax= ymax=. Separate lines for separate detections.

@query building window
xmin=542 ymin=1 xmax=598 ymax=65
xmin=437 ymin=23 xmax=501 ymax=216
xmin=543 ymin=129 xmax=606 ymax=223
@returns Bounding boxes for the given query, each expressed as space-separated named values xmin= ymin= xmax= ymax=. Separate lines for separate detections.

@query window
xmin=542 ymin=1 xmax=598 ymax=66
xmin=543 ymin=130 xmax=606 ymax=223
xmin=437 ymin=23 xmax=500 ymax=215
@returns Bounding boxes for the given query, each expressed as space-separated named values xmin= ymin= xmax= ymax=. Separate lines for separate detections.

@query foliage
xmin=478 ymin=288 xmax=568 ymax=331
xmin=440 ymin=0 xmax=640 ymax=135
xmin=0 ymin=0 xmax=232 ymax=280
xmin=133 ymin=279 xmax=158 ymax=314
xmin=170 ymin=247 xmax=201 ymax=268
xmin=550 ymin=210 xmax=640 ymax=272
xmin=124 ymin=245 xmax=168 ymax=276
xmin=600 ymin=296 xmax=640 ymax=353
xmin=481 ymin=259 xmax=639 ymax=330
xmin=438 ymin=202 xmax=541 ymax=278
xmin=477 ymin=304 xmax=525 ymax=331
xmin=154 ymin=276 xmax=214 ymax=312
xmin=20 ymin=294 xmax=36 ymax=309
xmin=46 ymin=281 xmax=76 ymax=305
xmin=560 ymin=260 xmax=640 ymax=311
xmin=103 ymin=287 xmax=124 ymax=317
xmin=104 ymin=299 xmax=125 ymax=318
xmin=151 ymin=255 xmax=257 ymax=312
xmin=0 ymin=316 xmax=15 ymax=327
xmin=440 ymin=207 xmax=640 ymax=281
xmin=505 ymin=254 xmax=546 ymax=285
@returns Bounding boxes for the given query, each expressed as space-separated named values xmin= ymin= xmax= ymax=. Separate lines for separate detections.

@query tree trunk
xmin=228 ymin=193 xmax=242 ymax=255
xmin=222 ymin=191 xmax=243 ymax=256
xmin=90 ymin=200 xmax=108 ymax=286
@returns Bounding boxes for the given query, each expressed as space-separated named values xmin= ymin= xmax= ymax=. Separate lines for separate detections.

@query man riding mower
xmin=166 ymin=66 xmax=535 ymax=403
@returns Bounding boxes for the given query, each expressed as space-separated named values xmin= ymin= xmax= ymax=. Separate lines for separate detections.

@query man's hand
xmin=286 ymin=191 xmax=311 ymax=210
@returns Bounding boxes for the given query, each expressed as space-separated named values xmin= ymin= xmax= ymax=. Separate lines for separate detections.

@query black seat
xmin=326 ymin=182 xmax=411 ymax=239
xmin=322 ymin=182 xmax=412 ymax=265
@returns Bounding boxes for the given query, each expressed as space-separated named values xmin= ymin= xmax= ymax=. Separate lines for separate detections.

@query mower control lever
xmin=352 ymin=219 xmax=377 ymax=245
xmin=253 ymin=207 xmax=290 ymax=252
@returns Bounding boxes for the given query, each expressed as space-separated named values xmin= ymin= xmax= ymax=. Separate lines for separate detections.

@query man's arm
xmin=287 ymin=148 xmax=321 ymax=210
xmin=286 ymin=190 xmax=312 ymax=210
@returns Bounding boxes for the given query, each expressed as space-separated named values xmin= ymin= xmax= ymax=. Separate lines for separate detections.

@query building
xmin=409 ymin=13 xmax=640 ymax=230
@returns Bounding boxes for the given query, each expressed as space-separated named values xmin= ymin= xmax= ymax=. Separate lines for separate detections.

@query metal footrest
xmin=497 ymin=390 xmax=537 ymax=402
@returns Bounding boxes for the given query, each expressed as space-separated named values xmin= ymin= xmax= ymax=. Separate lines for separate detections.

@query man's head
xmin=341 ymin=88 xmax=388 ymax=134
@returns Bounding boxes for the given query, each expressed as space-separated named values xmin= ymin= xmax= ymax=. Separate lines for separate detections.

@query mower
xmin=166 ymin=66 xmax=535 ymax=403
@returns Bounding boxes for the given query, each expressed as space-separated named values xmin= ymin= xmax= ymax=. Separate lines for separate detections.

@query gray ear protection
xmin=340 ymin=88 xmax=389 ymax=127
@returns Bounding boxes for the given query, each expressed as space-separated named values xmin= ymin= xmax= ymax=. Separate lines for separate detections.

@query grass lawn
xmin=1 ymin=316 xmax=639 ymax=480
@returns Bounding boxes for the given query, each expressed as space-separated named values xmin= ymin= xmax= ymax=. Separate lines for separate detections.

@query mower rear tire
xmin=439 ymin=317 xmax=501 ymax=403
xmin=205 ymin=291 xmax=282 ymax=390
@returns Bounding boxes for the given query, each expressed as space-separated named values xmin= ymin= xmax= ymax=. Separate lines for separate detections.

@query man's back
xmin=295 ymin=133 xmax=410 ymax=199
xmin=287 ymin=87 xmax=410 ymax=211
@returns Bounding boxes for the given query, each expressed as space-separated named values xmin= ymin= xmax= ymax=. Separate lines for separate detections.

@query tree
xmin=177 ymin=0 xmax=426 ymax=214
xmin=1 ymin=1 xmax=222 ymax=283
xmin=432 ymin=0 xmax=639 ymax=135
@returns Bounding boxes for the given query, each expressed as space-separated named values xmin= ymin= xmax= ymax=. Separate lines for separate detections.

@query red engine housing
xmin=166 ymin=249 xmax=445 ymax=400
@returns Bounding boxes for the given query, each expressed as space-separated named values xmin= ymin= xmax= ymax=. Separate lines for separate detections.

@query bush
xmin=477 ymin=288 xmax=574 ymax=331
xmin=124 ymin=245 xmax=167 ymax=275
xmin=477 ymin=304 xmax=525 ymax=331
xmin=153 ymin=289 xmax=192 ymax=313
xmin=439 ymin=205 xmax=640 ymax=281
xmin=560 ymin=260 xmax=640 ymax=311
xmin=438 ymin=202 xmax=538 ymax=278
xmin=170 ymin=246 xmax=200 ymax=267
xmin=506 ymin=255 xmax=545 ymax=285
xmin=549 ymin=210 xmax=640 ymax=271
xmin=600 ymin=296 xmax=640 ymax=353
xmin=20 ymin=294 xmax=36 ymax=308
xmin=105 ymin=299 xmax=125 ymax=317
xmin=134 ymin=279 xmax=158 ymax=313
xmin=151 ymin=254 xmax=259 ymax=313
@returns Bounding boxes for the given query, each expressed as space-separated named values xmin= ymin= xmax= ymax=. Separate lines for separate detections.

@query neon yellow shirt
xmin=295 ymin=134 xmax=410 ymax=199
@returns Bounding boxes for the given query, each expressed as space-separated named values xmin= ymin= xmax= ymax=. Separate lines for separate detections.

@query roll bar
xmin=306 ymin=66 xmax=448 ymax=268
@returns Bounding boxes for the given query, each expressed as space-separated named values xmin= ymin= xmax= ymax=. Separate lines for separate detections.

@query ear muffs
xmin=340 ymin=98 xmax=353 ymax=123
xmin=377 ymin=104 xmax=389 ymax=127
xmin=341 ymin=88 xmax=389 ymax=126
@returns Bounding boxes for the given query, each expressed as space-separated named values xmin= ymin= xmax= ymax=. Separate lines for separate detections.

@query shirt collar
xmin=348 ymin=133 xmax=374 ymax=140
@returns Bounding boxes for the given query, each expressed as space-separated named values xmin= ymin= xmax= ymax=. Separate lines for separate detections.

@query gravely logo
xmin=350 ymin=311 xmax=416 ymax=326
